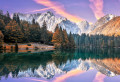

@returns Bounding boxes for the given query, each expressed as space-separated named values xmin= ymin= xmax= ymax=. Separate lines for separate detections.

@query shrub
xmin=27 ymin=43 xmax=31 ymax=46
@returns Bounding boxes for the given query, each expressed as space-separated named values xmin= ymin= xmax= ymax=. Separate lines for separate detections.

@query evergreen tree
xmin=16 ymin=14 xmax=20 ymax=24
xmin=5 ymin=11 xmax=11 ymax=24
xmin=41 ymin=21 xmax=48 ymax=44
xmin=0 ymin=31 xmax=4 ymax=49
xmin=68 ymin=32 xmax=75 ymax=48
xmin=0 ymin=10 xmax=3 ymax=15
xmin=20 ymin=21 xmax=30 ymax=42
xmin=4 ymin=20 xmax=24 ymax=43
xmin=0 ymin=19 xmax=5 ymax=33
xmin=15 ymin=42 xmax=18 ymax=52
xmin=32 ymin=18 xmax=36 ymax=24
xmin=52 ymin=27 xmax=62 ymax=48
xmin=29 ymin=21 xmax=41 ymax=42
xmin=55 ymin=24 xmax=59 ymax=32
xmin=62 ymin=29 xmax=69 ymax=48
xmin=13 ymin=13 xmax=17 ymax=21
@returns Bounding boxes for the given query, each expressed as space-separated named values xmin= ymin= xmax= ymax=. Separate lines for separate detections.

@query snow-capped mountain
xmin=16 ymin=59 xmax=116 ymax=79
xmin=89 ymin=14 xmax=115 ymax=32
xmin=90 ymin=16 xmax=120 ymax=36
xmin=59 ymin=20 xmax=81 ymax=34
xmin=14 ymin=12 xmax=116 ymax=35
xmin=16 ymin=11 xmax=64 ymax=32
xmin=18 ymin=62 xmax=64 ymax=79
xmin=77 ymin=21 xmax=89 ymax=34
xmin=16 ymin=11 xmax=90 ymax=35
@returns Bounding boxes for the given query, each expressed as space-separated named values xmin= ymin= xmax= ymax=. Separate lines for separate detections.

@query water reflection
xmin=0 ymin=48 xmax=120 ymax=81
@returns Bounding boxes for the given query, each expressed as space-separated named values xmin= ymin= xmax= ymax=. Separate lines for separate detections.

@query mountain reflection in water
xmin=0 ymin=48 xmax=120 ymax=82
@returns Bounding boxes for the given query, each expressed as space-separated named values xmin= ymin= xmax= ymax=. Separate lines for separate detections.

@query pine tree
xmin=13 ymin=13 xmax=17 ymax=21
xmin=4 ymin=20 xmax=24 ymax=43
xmin=68 ymin=32 xmax=75 ymax=48
xmin=41 ymin=21 xmax=48 ymax=44
xmin=0 ymin=10 xmax=3 ymax=15
xmin=20 ymin=21 xmax=30 ymax=42
xmin=0 ymin=19 xmax=5 ymax=34
xmin=5 ymin=11 xmax=11 ymax=24
xmin=55 ymin=24 xmax=59 ymax=32
xmin=6 ymin=11 xmax=10 ymax=18
xmin=29 ymin=21 xmax=41 ymax=42
xmin=62 ymin=29 xmax=69 ymax=48
xmin=32 ymin=18 xmax=36 ymax=24
xmin=16 ymin=14 xmax=20 ymax=24
xmin=52 ymin=27 xmax=62 ymax=48
xmin=0 ymin=31 xmax=4 ymax=49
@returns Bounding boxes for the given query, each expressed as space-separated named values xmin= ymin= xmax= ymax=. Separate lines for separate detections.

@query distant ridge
xmin=91 ymin=16 xmax=120 ymax=36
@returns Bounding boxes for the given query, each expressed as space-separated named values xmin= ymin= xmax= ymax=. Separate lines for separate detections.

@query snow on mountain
xmin=89 ymin=14 xmax=116 ymax=32
xmin=91 ymin=62 xmax=116 ymax=77
xmin=16 ymin=11 xmax=90 ymax=35
xmin=18 ymin=62 xmax=64 ymax=79
xmin=77 ymin=21 xmax=89 ymax=34
xmin=16 ymin=11 xmax=64 ymax=32
xmin=36 ymin=11 xmax=65 ymax=32
xmin=16 ymin=59 xmax=116 ymax=79
xmin=12 ymin=12 xmax=116 ymax=35
xmin=15 ymin=13 xmax=41 ymax=22
xmin=90 ymin=16 xmax=120 ymax=36
xmin=59 ymin=20 xmax=81 ymax=34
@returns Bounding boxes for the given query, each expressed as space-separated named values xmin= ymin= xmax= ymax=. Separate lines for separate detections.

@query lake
xmin=0 ymin=48 xmax=120 ymax=82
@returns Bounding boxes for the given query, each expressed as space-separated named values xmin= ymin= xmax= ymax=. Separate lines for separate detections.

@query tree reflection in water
xmin=0 ymin=48 xmax=120 ymax=80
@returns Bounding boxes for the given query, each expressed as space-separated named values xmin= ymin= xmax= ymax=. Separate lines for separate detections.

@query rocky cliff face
xmin=77 ymin=21 xmax=89 ymax=34
xmin=14 ymin=12 xmax=118 ymax=35
xmin=89 ymin=14 xmax=115 ymax=32
xmin=90 ymin=16 xmax=120 ymax=36
xmin=16 ymin=58 xmax=117 ymax=79
xmin=16 ymin=11 xmax=90 ymax=35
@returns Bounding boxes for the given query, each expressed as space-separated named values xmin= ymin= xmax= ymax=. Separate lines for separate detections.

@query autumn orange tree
xmin=0 ymin=31 xmax=4 ymax=49
xmin=0 ymin=19 xmax=5 ymax=34
xmin=52 ymin=25 xmax=75 ymax=49
xmin=52 ymin=25 xmax=63 ymax=48
xmin=20 ymin=21 xmax=30 ymax=42
xmin=62 ymin=29 xmax=69 ymax=48
xmin=4 ymin=20 xmax=24 ymax=43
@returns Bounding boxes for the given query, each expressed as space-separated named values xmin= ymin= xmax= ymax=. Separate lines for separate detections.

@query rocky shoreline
xmin=1 ymin=43 xmax=55 ymax=52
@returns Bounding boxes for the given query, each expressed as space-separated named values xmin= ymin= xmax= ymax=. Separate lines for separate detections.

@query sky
xmin=0 ymin=0 xmax=120 ymax=23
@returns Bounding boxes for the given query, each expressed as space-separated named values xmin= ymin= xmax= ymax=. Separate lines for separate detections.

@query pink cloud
xmin=26 ymin=7 xmax=51 ymax=13
xmin=89 ymin=0 xmax=104 ymax=19
xmin=25 ymin=78 xmax=48 ymax=82
xmin=93 ymin=72 xmax=106 ymax=82
xmin=34 ymin=0 xmax=84 ymax=23
xmin=53 ymin=69 xmax=85 ymax=82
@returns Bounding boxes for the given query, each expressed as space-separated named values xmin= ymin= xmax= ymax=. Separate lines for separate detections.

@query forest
xmin=0 ymin=10 xmax=75 ymax=49
xmin=73 ymin=33 xmax=120 ymax=48
xmin=1 ymin=9 xmax=120 ymax=50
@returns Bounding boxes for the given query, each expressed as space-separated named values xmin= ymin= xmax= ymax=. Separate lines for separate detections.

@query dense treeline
xmin=0 ymin=10 xmax=52 ymax=44
xmin=0 ymin=50 xmax=74 ymax=79
xmin=75 ymin=48 xmax=120 ymax=60
xmin=52 ymin=25 xmax=75 ymax=49
xmin=0 ymin=10 xmax=75 ymax=49
xmin=1 ymin=48 xmax=120 ymax=79
xmin=0 ymin=11 xmax=53 ymax=44
xmin=73 ymin=33 xmax=120 ymax=48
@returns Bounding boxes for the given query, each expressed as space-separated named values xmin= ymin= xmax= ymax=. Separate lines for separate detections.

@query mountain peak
xmin=90 ymin=16 xmax=120 ymax=36
xmin=77 ymin=21 xmax=89 ymax=34
xmin=102 ymin=14 xmax=116 ymax=21
xmin=46 ymin=11 xmax=54 ymax=16
xmin=89 ymin=14 xmax=116 ymax=31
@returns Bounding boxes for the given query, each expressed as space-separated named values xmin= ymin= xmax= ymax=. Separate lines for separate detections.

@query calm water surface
xmin=0 ymin=48 xmax=120 ymax=82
